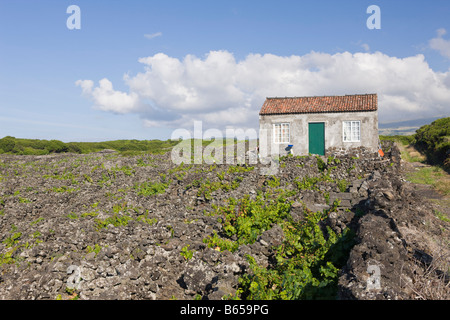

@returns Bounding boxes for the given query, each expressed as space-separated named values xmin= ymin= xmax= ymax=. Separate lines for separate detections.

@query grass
xmin=406 ymin=166 xmax=450 ymax=196
xmin=401 ymin=145 xmax=426 ymax=163
xmin=380 ymin=135 xmax=425 ymax=162
xmin=383 ymin=133 xmax=450 ymax=221
xmin=380 ymin=135 xmax=415 ymax=146
xmin=434 ymin=209 xmax=450 ymax=223
xmin=385 ymin=134 xmax=450 ymax=197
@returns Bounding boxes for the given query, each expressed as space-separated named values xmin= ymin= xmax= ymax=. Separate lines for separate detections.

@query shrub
xmin=414 ymin=117 xmax=449 ymax=169
xmin=235 ymin=208 xmax=354 ymax=300
xmin=45 ymin=140 xmax=69 ymax=153
xmin=180 ymin=245 xmax=194 ymax=261
xmin=67 ymin=143 xmax=84 ymax=154
xmin=0 ymin=136 xmax=15 ymax=153
xmin=337 ymin=179 xmax=348 ymax=192
xmin=316 ymin=156 xmax=326 ymax=172
xmin=0 ymin=137 xmax=182 ymax=155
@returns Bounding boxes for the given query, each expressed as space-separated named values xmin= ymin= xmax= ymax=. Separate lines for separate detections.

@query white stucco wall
xmin=259 ymin=111 xmax=378 ymax=156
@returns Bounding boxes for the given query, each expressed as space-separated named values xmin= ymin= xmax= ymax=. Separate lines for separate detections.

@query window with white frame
xmin=343 ymin=121 xmax=360 ymax=142
xmin=273 ymin=123 xmax=290 ymax=143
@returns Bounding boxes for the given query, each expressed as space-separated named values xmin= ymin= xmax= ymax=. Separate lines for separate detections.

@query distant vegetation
xmin=380 ymin=117 xmax=449 ymax=172
xmin=0 ymin=136 xmax=180 ymax=156
xmin=414 ymin=117 xmax=449 ymax=170
xmin=0 ymin=136 xmax=251 ymax=158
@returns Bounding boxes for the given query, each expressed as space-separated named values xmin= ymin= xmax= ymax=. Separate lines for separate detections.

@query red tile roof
xmin=259 ymin=94 xmax=377 ymax=115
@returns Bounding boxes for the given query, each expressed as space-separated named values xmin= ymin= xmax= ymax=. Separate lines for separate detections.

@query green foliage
xmin=327 ymin=156 xmax=337 ymax=165
xmin=236 ymin=207 xmax=353 ymax=300
xmin=2 ymin=232 xmax=22 ymax=248
xmin=67 ymin=212 xmax=79 ymax=219
xmin=0 ymin=136 xmax=180 ymax=155
xmin=337 ymin=179 xmax=348 ymax=192
xmin=136 ymin=209 xmax=158 ymax=225
xmin=95 ymin=214 xmax=132 ymax=230
xmin=226 ymin=165 xmax=255 ymax=174
xmin=200 ymin=181 xmax=356 ymax=300
xmin=0 ymin=249 xmax=15 ymax=266
xmin=434 ymin=209 xmax=450 ymax=223
xmin=0 ymin=137 xmax=70 ymax=155
xmin=0 ymin=136 xmax=16 ymax=153
xmin=294 ymin=176 xmax=321 ymax=191
xmin=18 ymin=196 xmax=32 ymax=203
xmin=83 ymin=174 xmax=94 ymax=183
xmin=46 ymin=140 xmax=69 ymax=153
xmin=51 ymin=186 xmax=80 ymax=193
xmin=196 ymin=177 xmax=240 ymax=200
xmin=346 ymin=165 xmax=355 ymax=174
xmin=228 ymin=195 xmax=290 ymax=245
xmin=43 ymin=171 xmax=77 ymax=184
xmin=86 ymin=244 xmax=102 ymax=256
xmin=203 ymin=231 xmax=239 ymax=252
xmin=111 ymin=165 xmax=135 ymax=176
xmin=266 ymin=176 xmax=281 ymax=188
xmin=136 ymin=157 xmax=155 ymax=167
xmin=135 ymin=176 xmax=171 ymax=196
xmin=80 ymin=210 xmax=99 ymax=218
xmin=180 ymin=245 xmax=194 ymax=261
xmin=413 ymin=117 xmax=450 ymax=170
xmin=379 ymin=135 xmax=415 ymax=146
xmin=316 ymin=156 xmax=326 ymax=172
xmin=217 ymin=171 xmax=225 ymax=181
xmin=205 ymin=194 xmax=291 ymax=250
xmin=30 ymin=217 xmax=44 ymax=225
xmin=406 ymin=166 xmax=449 ymax=196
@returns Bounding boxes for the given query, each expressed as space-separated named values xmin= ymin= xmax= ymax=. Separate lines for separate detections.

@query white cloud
xmin=144 ymin=32 xmax=162 ymax=40
xmin=77 ymin=50 xmax=450 ymax=131
xmin=429 ymin=28 xmax=450 ymax=59
xmin=76 ymin=79 xmax=94 ymax=95
xmin=76 ymin=78 xmax=140 ymax=114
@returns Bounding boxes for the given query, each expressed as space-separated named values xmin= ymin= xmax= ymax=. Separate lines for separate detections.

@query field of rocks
xmin=0 ymin=141 xmax=448 ymax=300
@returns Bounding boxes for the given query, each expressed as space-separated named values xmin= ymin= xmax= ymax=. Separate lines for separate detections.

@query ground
xmin=0 ymin=141 xmax=448 ymax=300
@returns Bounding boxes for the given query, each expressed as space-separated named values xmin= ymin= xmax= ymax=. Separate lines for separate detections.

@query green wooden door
xmin=308 ymin=122 xmax=325 ymax=155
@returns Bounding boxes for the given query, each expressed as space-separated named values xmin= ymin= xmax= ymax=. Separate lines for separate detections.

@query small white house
xmin=259 ymin=93 xmax=379 ymax=156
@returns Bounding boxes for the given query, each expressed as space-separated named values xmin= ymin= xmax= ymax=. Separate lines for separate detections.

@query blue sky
xmin=1 ymin=0 xmax=449 ymax=142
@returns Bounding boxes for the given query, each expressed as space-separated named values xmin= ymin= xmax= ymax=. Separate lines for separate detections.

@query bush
xmin=0 ymin=136 xmax=181 ymax=155
xmin=234 ymin=205 xmax=354 ymax=300
xmin=23 ymin=147 xmax=48 ymax=155
xmin=316 ymin=156 xmax=326 ymax=172
xmin=337 ymin=179 xmax=348 ymax=192
xmin=414 ymin=117 xmax=450 ymax=170
xmin=66 ymin=143 xmax=84 ymax=154
xmin=12 ymin=144 xmax=24 ymax=155
xmin=0 ymin=136 xmax=16 ymax=153
xmin=45 ymin=140 xmax=69 ymax=153
xmin=380 ymin=135 xmax=415 ymax=146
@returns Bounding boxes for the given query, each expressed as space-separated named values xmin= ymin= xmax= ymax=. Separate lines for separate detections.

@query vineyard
xmin=0 ymin=141 xmax=448 ymax=300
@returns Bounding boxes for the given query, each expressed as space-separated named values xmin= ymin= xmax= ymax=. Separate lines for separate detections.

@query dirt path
xmin=397 ymin=143 xmax=450 ymax=217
